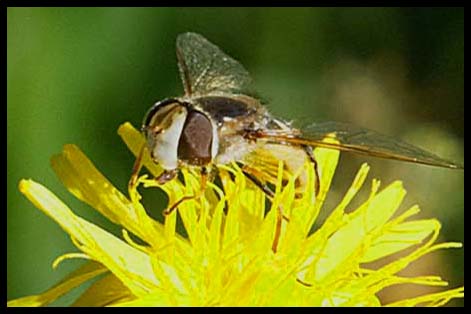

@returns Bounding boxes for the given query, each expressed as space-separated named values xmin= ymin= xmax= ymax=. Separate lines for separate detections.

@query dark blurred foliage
xmin=7 ymin=7 xmax=463 ymax=306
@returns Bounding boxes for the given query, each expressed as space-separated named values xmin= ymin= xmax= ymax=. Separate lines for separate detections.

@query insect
xmin=131 ymin=32 xmax=462 ymax=251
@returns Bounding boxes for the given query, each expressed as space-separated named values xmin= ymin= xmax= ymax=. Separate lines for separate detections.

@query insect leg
xmin=163 ymin=166 xmax=210 ymax=215
xmin=241 ymin=165 xmax=287 ymax=253
xmin=241 ymin=167 xmax=275 ymax=198
xmin=155 ymin=168 xmax=179 ymax=185
xmin=241 ymin=165 xmax=290 ymax=222
xmin=128 ymin=144 xmax=145 ymax=193
xmin=302 ymin=145 xmax=320 ymax=197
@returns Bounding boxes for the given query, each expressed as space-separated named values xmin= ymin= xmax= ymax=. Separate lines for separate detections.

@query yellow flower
xmin=8 ymin=122 xmax=463 ymax=307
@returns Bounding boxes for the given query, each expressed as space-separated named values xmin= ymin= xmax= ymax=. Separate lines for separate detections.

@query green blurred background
xmin=7 ymin=7 xmax=463 ymax=306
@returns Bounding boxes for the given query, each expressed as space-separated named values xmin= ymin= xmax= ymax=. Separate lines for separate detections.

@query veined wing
xmin=257 ymin=121 xmax=463 ymax=169
xmin=176 ymin=32 xmax=252 ymax=96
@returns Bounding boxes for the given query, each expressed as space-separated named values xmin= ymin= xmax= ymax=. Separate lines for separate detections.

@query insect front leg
xmin=163 ymin=165 xmax=211 ymax=215
xmin=129 ymin=144 xmax=181 ymax=188
xmin=128 ymin=144 xmax=145 ymax=195
xmin=156 ymin=168 xmax=179 ymax=185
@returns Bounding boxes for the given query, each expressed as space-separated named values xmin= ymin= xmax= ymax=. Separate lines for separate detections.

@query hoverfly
xmin=131 ymin=32 xmax=462 ymax=251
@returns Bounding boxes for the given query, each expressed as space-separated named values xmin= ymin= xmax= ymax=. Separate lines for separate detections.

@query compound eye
xmin=144 ymin=103 xmax=188 ymax=170
xmin=177 ymin=110 xmax=213 ymax=165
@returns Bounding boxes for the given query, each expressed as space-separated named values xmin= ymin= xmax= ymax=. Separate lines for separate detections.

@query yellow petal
xmin=310 ymin=180 xmax=406 ymax=281
xmin=7 ymin=261 xmax=106 ymax=307
xmin=297 ymin=163 xmax=370 ymax=283
xmin=362 ymin=218 xmax=439 ymax=263
xmin=50 ymin=144 xmax=165 ymax=247
xmin=110 ymin=291 xmax=193 ymax=307
xmin=359 ymin=181 xmax=406 ymax=232
xmin=18 ymin=179 xmax=160 ymax=296
xmin=300 ymin=138 xmax=340 ymax=235
xmin=72 ymin=274 xmax=135 ymax=306
xmin=385 ymin=286 xmax=464 ymax=306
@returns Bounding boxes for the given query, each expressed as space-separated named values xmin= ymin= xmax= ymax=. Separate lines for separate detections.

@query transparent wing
xmin=176 ymin=32 xmax=252 ymax=96
xmin=258 ymin=121 xmax=463 ymax=169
